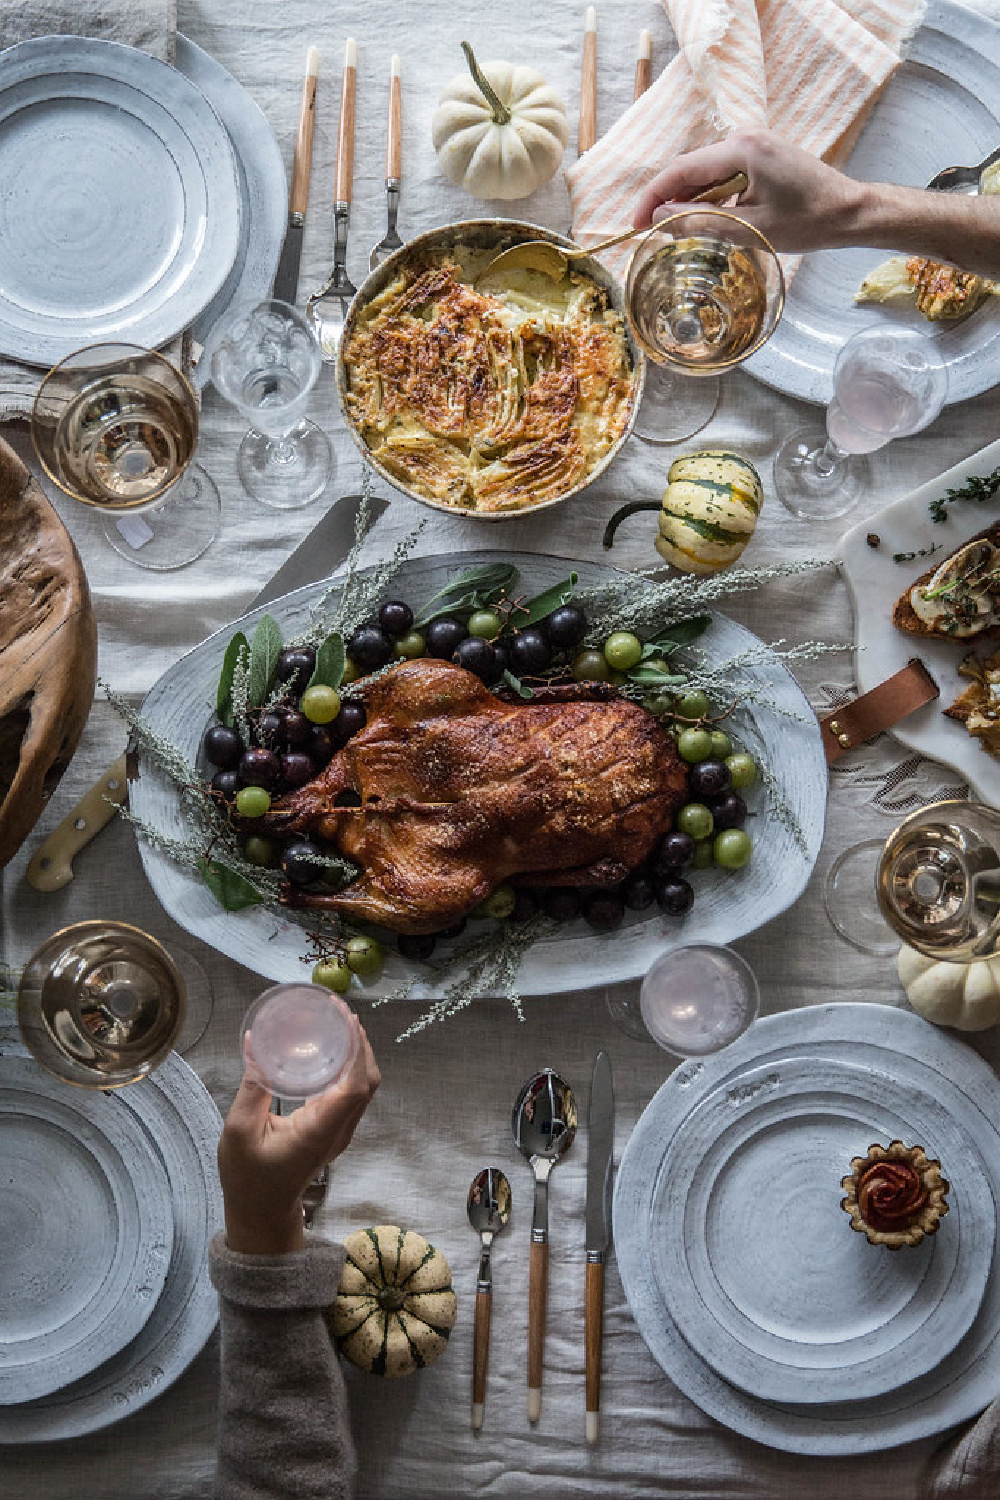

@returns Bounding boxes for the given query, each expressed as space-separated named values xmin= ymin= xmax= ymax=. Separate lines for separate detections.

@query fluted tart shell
xmin=841 ymin=1141 xmax=950 ymax=1249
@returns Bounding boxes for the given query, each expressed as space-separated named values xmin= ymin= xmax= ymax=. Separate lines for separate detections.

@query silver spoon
xmin=926 ymin=144 xmax=1000 ymax=194
xmin=512 ymin=1069 xmax=578 ymax=1423
xmin=370 ymin=55 xmax=404 ymax=271
xmin=307 ymin=39 xmax=358 ymax=360
xmin=467 ymin=1167 xmax=512 ymax=1431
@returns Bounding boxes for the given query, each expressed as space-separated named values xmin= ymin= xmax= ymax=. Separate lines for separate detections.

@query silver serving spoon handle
xmin=926 ymin=144 xmax=1000 ymax=194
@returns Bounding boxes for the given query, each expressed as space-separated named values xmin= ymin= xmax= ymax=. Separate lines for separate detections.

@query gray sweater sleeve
xmin=209 ymin=1232 xmax=355 ymax=1500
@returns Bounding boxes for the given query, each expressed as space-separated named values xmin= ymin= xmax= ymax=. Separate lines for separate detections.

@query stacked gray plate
xmin=615 ymin=1003 xmax=1000 ymax=1454
xmin=0 ymin=1045 xmax=223 ymax=1442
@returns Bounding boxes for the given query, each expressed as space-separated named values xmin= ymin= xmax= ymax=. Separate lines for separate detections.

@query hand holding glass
xmin=241 ymin=982 xmax=358 ymax=1098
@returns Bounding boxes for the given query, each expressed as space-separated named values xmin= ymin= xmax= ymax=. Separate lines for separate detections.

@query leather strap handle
xmin=818 ymin=659 xmax=939 ymax=764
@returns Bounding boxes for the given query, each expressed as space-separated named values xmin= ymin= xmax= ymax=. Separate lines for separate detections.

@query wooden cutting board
xmin=0 ymin=432 xmax=97 ymax=866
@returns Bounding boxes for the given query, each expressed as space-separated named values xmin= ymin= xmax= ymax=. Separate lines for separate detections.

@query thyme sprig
xmin=929 ymin=466 xmax=1000 ymax=523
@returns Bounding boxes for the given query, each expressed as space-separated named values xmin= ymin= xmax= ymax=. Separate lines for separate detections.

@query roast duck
xmin=257 ymin=657 xmax=687 ymax=934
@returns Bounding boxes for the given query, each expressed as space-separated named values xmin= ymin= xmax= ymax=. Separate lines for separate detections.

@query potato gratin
xmin=341 ymin=247 xmax=637 ymax=513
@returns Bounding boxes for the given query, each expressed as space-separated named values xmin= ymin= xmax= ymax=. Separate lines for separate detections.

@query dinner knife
xmin=272 ymin=46 xmax=320 ymax=305
xmin=25 ymin=490 xmax=388 ymax=891
xmin=585 ymin=1050 xmax=614 ymax=1444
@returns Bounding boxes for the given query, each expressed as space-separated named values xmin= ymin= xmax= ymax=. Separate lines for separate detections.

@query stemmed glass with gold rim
xmin=626 ymin=208 xmax=785 ymax=445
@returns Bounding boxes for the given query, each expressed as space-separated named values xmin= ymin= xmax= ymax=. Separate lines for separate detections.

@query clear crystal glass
xmin=241 ymin=983 xmax=358 ymax=1099
xmin=638 ymin=943 xmax=760 ymax=1057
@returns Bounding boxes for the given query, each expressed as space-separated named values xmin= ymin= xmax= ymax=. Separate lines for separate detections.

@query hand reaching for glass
xmin=217 ymin=1010 xmax=380 ymax=1256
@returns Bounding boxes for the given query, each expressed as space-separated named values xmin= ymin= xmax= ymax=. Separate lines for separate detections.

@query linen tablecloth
xmin=5 ymin=1 xmax=1000 ymax=1496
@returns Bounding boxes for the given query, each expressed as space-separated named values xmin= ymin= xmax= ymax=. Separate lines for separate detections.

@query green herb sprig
xmin=929 ymin=466 xmax=1000 ymax=524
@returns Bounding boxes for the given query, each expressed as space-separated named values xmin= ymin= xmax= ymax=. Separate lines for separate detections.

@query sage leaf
xmin=414 ymin=563 xmax=518 ymax=626
xmin=199 ymin=859 xmax=265 ymax=912
xmin=523 ymin=574 xmax=578 ymax=625
xmin=307 ymin=632 xmax=346 ymax=692
xmin=217 ymin=632 xmax=249 ymax=727
xmin=642 ymin=614 xmax=711 ymax=651
xmin=249 ymin=615 xmax=283 ymax=707
xmin=501 ymin=668 xmax=534 ymax=699
xmin=627 ymin=659 xmax=686 ymax=686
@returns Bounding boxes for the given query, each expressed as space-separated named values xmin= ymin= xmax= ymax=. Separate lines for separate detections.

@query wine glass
xmin=773 ymin=326 xmax=948 ymax=521
xmin=636 ymin=943 xmax=760 ymax=1057
xmin=626 ymin=209 xmax=785 ymax=444
xmin=877 ymin=799 xmax=1000 ymax=962
xmin=241 ymin=982 xmax=358 ymax=1099
xmin=31 ymin=343 xmax=220 ymax=570
xmin=210 ymin=299 xmax=334 ymax=510
xmin=16 ymin=921 xmax=186 ymax=1088
xmin=823 ymin=839 xmax=901 ymax=957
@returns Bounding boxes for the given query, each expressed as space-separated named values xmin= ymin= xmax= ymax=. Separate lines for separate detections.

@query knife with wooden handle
xmin=585 ymin=1051 xmax=614 ymax=1443
xmin=578 ymin=6 xmax=597 ymax=154
xmin=634 ymin=29 xmax=651 ymax=102
xmin=272 ymin=46 xmax=320 ymax=305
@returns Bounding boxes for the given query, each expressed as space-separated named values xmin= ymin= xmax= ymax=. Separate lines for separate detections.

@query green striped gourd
xmin=655 ymin=451 xmax=763 ymax=575
xmin=329 ymin=1225 xmax=457 ymax=1377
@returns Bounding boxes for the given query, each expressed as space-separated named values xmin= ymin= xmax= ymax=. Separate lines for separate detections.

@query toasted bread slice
xmin=892 ymin=520 xmax=1000 ymax=640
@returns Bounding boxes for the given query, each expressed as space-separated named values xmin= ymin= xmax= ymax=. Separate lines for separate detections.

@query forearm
xmin=831 ymin=181 xmax=1000 ymax=278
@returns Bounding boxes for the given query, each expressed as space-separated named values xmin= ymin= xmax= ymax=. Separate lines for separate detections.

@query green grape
xmin=312 ymin=958 xmax=353 ymax=994
xmin=394 ymin=630 xmax=426 ymax=659
xmin=472 ymin=883 xmax=517 ymax=919
xmin=644 ymin=692 xmax=674 ymax=718
xmin=572 ymin=649 xmax=610 ymax=682
xmin=235 ymin=786 xmax=270 ymax=818
xmin=726 ymin=752 xmax=757 ymax=789
xmin=692 ymin=839 xmax=714 ymax=870
xmin=677 ymin=802 xmax=714 ymax=841
xmin=345 ymin=935 xmax=384 ymax=978
xmin=677 ymin=728 xmax=713 ymax=763
xmin=709 ymin=730 xmax=733 ymax=759
xmin=675 ymin=689 xmax=710 ymax=720
xmin=714 ymin=828 xmax=753 ymax=869
xmin=603 ymin=631 xmax=643 ymax=670
xmin=243 ymin=835 xmax=276 ymax=867
xmin=341 ymin=655 xmax=359 ymax=684
xmin=301 ymin=684 xmax=341 ymax=724
xmin=468 ymin=610 xmax=502 ymax=640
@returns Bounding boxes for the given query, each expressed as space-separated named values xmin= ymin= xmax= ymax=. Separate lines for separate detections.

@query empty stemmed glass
xmin=773 ymin=325 xmax=948 ymax=521
xmin=210 ymin=299 xmax=333 ymax=510
xmin=31 ymin=342 xmax=219 ymax=570
xmin=627 ymin=208 xmax=785 ymax=444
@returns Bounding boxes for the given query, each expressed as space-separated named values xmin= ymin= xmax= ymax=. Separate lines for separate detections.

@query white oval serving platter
xmin=650 ymin=1055 xmax=993 ymax=1405
xmin=615 ymin=1002 xmax=1000 ymax=1453
xmin=129 ymin=550 xmax=827 ymax=997
xmin=0 ymin=36 xmax=241 ymax=365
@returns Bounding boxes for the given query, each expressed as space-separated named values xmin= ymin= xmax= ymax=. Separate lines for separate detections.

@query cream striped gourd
xmin=654 ymin=451 xmax=763 ymax=575
xmin=328 ymin=1225 xmax=457 ymax=1377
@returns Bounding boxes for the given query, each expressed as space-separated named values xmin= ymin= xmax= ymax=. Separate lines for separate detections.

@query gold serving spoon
xmin=474 ymin=171 xmax=748 ymax=286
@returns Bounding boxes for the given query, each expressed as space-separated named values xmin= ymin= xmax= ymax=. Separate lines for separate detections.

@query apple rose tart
xmin=841 ymin=1141 xmax=950 ymax=1250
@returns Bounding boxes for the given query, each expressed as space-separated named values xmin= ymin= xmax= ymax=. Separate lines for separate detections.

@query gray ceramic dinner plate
xmin=651 ymin=1055 xmax=994 ymax=1405
xmin=0 ymin=36 xmax=241 ymax=365
xmin=0 ymin=1047 xmax=223 ymax=1442
xmin=0 ymin=1059 xmax=173 ymax=1405
xmin=175 ymin=35 xmax=287 ymax=384
xmin=615 ymin=1003 xmax=1000 ymax=1454
xmin=129 ymin=549 xmax=827 ymax=997
xmin=745 ymin=0 xmax=1000 ymax=406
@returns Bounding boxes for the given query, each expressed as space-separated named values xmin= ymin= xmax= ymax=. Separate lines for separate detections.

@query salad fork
xmin=370 ymin=55 xmax=403 ymax=271
xmin=307 ymin=38 xmax=357 ymax=360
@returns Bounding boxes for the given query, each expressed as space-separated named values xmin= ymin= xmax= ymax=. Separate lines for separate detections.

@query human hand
xmin=218 ymin=1013 xmax=380 ymax=1256
xmin=633 ymin=131 xmax=872 ymax=254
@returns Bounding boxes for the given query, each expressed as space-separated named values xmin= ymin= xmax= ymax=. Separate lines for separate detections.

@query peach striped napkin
xmin=566 ymin=0 xmax=927 ymax=276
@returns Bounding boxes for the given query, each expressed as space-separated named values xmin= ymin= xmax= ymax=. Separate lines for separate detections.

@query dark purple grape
xmin=203 ymin=724 xmax=243 ymax=769
xmin=238 ymin=747 xmax=280 ymax=789
xmin=348 ymin=624 xmax=394 ymax=672
xmin=509 ymin=627 xmax=552 ymax=676
xmin=583 ymin=891 xmax=625 ymax=932
xmin=434 ymin=917 xmax=468 ymax=940
xmin=276 ymin=647 xmax=316 ymax=692
xmin=710 ymin=792 xmax=747 ymax=830
xmin=543 ymin=604 xmax=587 ymax=649
xmin=379 ymin=599 xmax=414 ymax=637
xmin=310 ymin=725 xmax=337 ymax=767
xmin=655 ymin=830 xmax=696 ymax=871
xmin=452 ymin=636 xmax=502 ymax=684
xmin=281 ymin=840 xmax=325 ymax=886
xmin=281 ymin=752 xmax=315 ymax=788
xmin=332 ymin=700 xmax=368 ymax=743
xmin=655 ymin=876 xmax=695 ymax=915
xmin=258 ymin=710 xmax=286 ymax=747
xmin=283 ymin=709 xmax=312 ymax=749
xmin=492 ymin=639 xmax=511 ymax=676
xmin=688 ymin=758 xmax=732 ymax=799
xmin=623 ymin=871 xmax=656 ymax=910
xmin=426 ymin=617 xmax=468 ymax=658
xmin=211 ymin=768 xmax=239 ymax=799
xmin=398 ymin=932 xmax=436 ymax=961
xmin=543 ymin=887 xmax=580 ymax=923
xmin=511 ymin=887 xmax=540 ymax=922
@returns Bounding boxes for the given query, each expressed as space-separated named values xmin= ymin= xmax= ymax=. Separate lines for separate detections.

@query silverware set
xmin=468 ymin=1057 xmax=614 ymax=1440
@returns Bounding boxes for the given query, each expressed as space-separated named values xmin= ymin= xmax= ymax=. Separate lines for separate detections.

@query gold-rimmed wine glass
xmin=31 ymin=342 xmax=220 ymax=571
xmin=626 ymin=208 xmax=785 ymax=444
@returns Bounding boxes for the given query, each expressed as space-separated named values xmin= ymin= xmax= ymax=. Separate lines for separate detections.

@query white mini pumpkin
xmin=432 ymin=42 xmax=568 ymax=202
xmin=602 ymin=449 xmax=763 ymax=575
xmin=329 ymin=1225 xmax=457 ymax=1377
xmin=898 ymin=943 xmax=1000 ymax=1031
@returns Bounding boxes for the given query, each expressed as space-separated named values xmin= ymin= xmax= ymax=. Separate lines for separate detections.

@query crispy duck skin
xmin=259 ymin=658 xmax=687 ymax=934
